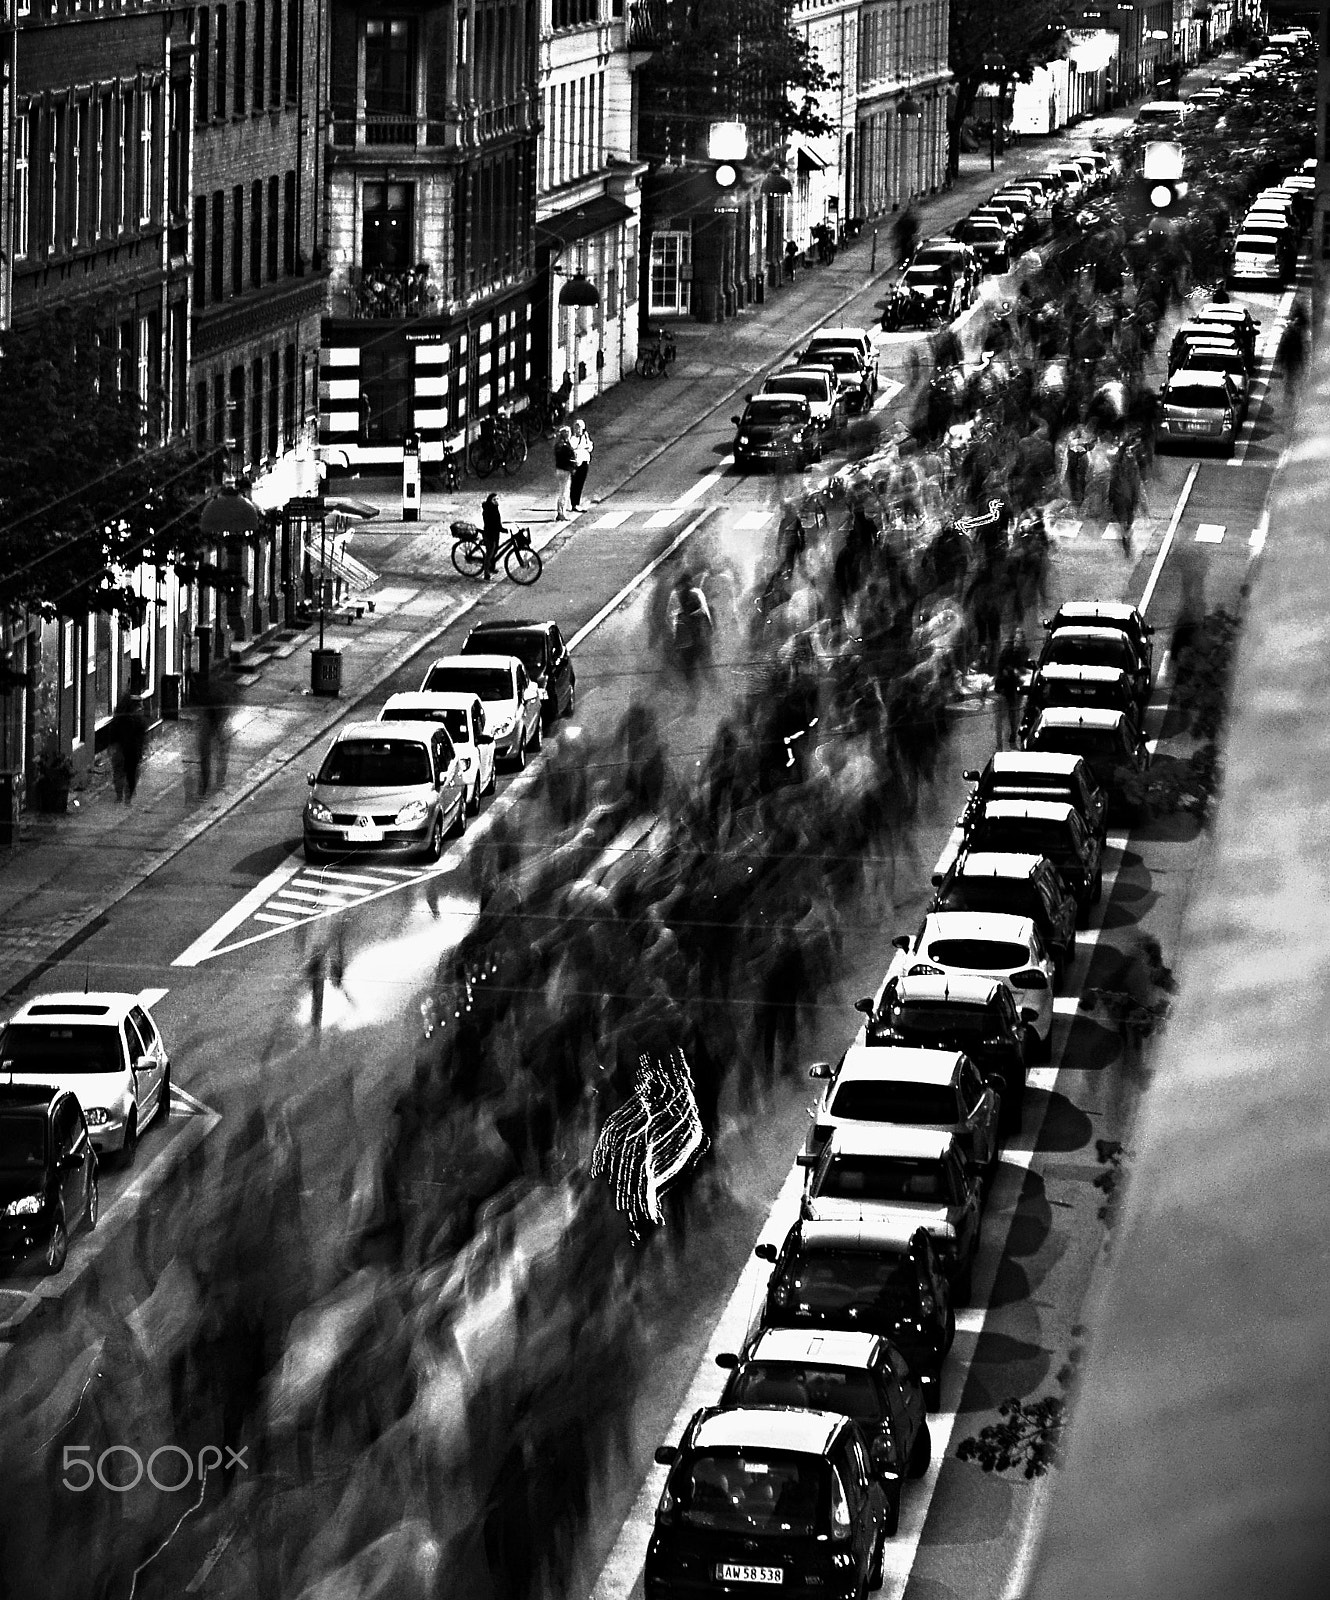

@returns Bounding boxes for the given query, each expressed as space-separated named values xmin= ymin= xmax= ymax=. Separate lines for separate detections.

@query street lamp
xmin=982 ymin=52 xmax=1007 ymax=173
xmin=554 ymin=263 xmax=601 ymax=411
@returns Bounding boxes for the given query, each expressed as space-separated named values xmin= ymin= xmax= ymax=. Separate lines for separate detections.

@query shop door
xmin=648 ymin=231 xmax=691 ymax=317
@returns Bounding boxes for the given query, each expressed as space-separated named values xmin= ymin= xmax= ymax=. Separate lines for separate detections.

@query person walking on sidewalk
xmin=107 ymin=692 xmax=147 ymax=802
xmin=784 ymin=238 xmax=798 ymax=283
xmin=195 ymin=679 xmax=231 ymax=798
xmin=569 ymin=420 xmax=594 ymax=512
xmin=553 ymin=424 xmax=575 ymax=521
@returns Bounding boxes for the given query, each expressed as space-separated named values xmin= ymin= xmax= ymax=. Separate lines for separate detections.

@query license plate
xmin=716 ymin=1565 xmax=784 ymax=1584
xmin=348 ymin=821 xmax=383 ymax=842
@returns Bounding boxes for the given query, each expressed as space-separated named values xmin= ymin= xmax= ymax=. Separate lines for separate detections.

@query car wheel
xmin=881 ymin=1489 xmax=899 ymax=1545
xmin=483 ymin=761 xmax=497 ymax=796
xmin=530 ymin=715 xmax=543 ymax=753
xmin=512 ymin=733 xmax=527 ymax=772
xmin=45 ymin=1213 xmax=68 ymax=1275
xmin=467 ymin=778 xmax=481 ymax=817
xmin=451 ymin=796 xmax=467 ymax=840
xmin=424 ymin=815 xmax=445 ymax=863
xmin=909 ymin=1420 xmax=932 ymax=1478
xmin=85 ymin=1171 xmax=99 ymax=1234
xmin=158 ymin=1066 xmax=171 ymax=1128
xmin=120 ymin=1111 xmax=138 ymax=1169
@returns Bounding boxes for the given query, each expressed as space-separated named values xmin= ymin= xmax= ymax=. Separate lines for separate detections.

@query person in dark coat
xmin=107 ymin=693 xmax=147 ymax=802
xmin=994 ymin=631 xmax=1028 ymax=750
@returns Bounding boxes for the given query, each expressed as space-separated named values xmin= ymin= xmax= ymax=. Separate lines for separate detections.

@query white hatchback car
xmin=419 ymin=654 xmax=543 ymax=769
xmin=378 ymin=691 xmax=496 ymax=815
xmin=304 ymin=720 xmax=468 ymax=862
xmin=0 ymin=992 xmax=170 ymax=1165
xmin=885 ymin=912 xmax=1056 ymax=1059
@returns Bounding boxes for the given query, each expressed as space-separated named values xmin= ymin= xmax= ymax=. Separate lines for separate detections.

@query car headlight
xmin=395 ymin=799 xmax=429 ymax=826
xmin=738 ymin=433 xmax=750 ymax=446
xmin=85 ymin=1107 xmax=109 ymax=1126
xmin=306 ymin=799 xmax=333 ymax=824
xmin=492 ymin=715 xmax=516 ymax=738
xmin=3 ymin=1194 xmax=43 ymax=1217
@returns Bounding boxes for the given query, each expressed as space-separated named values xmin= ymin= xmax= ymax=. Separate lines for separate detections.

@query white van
xmin=1136 ymin=101 xmax=1189 ymax=129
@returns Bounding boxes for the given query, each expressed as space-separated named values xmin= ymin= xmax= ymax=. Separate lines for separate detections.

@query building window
xmin=196 ymin=380 xmax=210 ymax=447
xmin=283 ymin=169 xmax=296 ymax=272
xmin=625 ymin=227 xmax=637 ymax=302
xmin=197 ymin=8 xmax=211 ymax=122
xmin=362 ymin=180 xmax=413 ymax=272
xmin=169 ymin=78 xmax=190 ymax=223
xmin=253 ymin=0 xmax=266 ymax=111
xmin=71 ymin=101 xmax=86 ymax=246
xmin=365 ymin=18 xmax=415 ymax=116
xmin=98 ymin=92 xmax=113 ymax=237
xmin=232 ymin=183 xmax=244 ymax=293
xmin=361 ymin=346 xmax=411 ymax=444
xmin=283 ymin=343 xmax=296 ymax=448
xmin=118 ymin=94 xmax=130 ymax=230
xmin=211 ymin=189 xmax=224 ymax=299
xmin=266 ymin=175 xmax=279 ymax=278
xmin=234 ymin=3 xmax=248 ymax=113
xmin=215 ymin=7 xmax=228 ymax=121
xmin=138 ymin=317 xmax=152 ymax=411
xmin=14 ymin=107 xmax=30 ymax=260
xmin=268 ymin=349 xmax=280 ymax=457
xmin=137 ymin=88 xmax=154 ymax=226
xmin=212 ymin=372 xmax=225 ymax=445
xmin=47 ymin=105 xmax=61 ymax=255
xmin=230 ymin=365 xmax=246 ymax=465
xmin=250 ymin=178 xmax=263 ymax=285
xmin=270 ymin=0 xmax=282 ymax=104
xmin=648 ymin=230 xmax=689 ymax=316
xmin=251 ymin=355 xmax=264 ymax=463
xmin=286 ymin=0 xmax=298 ymax=103
xmin=193 ymin=194 xmax=208 ymax=302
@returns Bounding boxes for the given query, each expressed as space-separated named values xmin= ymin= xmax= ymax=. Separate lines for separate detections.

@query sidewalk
xmin=0 ymin=99 xmax=1160 ymax=1000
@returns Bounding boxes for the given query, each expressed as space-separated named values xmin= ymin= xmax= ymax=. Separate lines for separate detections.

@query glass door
xmin=648 ymin=230 xmax=690 ymax=317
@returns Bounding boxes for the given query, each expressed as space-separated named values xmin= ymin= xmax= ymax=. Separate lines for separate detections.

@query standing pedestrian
xmin=569 ymin=419 xmax=594 ymax=512
xmin=994 ymin=631 xmax=1027 ymax=750
xmin=1280 ymin=303 xmax=1307 ymax=395
xmin=553 ymin=424 xmax=575 ymax=522
xmin=107 ymin=692 xmax=147 ymax=802
xmin=195 ymin=680 xmax=231 ymax=798
xmin=480 ymin=491 xmax=503 ymax=579
xmin=784 ymin=238 xmax=798 ymax=282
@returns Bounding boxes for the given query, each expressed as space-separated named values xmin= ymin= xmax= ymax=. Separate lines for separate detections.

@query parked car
xmin=1020 ymin=707 xmax=1152 ymax=808
xmin=799 ymin=342 xmax=874 ymax=412
xmin=1191 ymin=302 xmax=1259 ymax=364
xmin=800 ymin=1125 xmax=984 ymax=1304
xmin=754 ymin=1219 xmax=955 ymax=1412
xmin=1043 ymin=601 xmax=1154 ymax=686
xmin=1 ymin=992 xmax=170 ymax=1166
xmin=715 ymin=1329 xmax=930 ymax=1530
xmin=853 ymin=968 xmax=1032 ymax=1128
xmin=645 ymin=1407 xmax=891 ymax=1600
xmin=811 ymin=326 xmax=879 ymax=389
xmin=804 ymin=1045 xmax=1001 ymax=1183
xmin=1158 ymin=369 xmax=1244 ymax=455
xmin=931 ymin=852 xmax=1079 ymax=982
xmin=884 ymin=911 xmax=1057 ymax=1068
xmin=760 ymin=367 xmax=845 ymax=439
xmin=960 ymin=750 xmax=1109 ymax=844
xmin=1020 ymin=663 xmax=1141 ymax=738
xmin=419 ymin=653 xmax=544 ymax=768
xmin=731 ymin=393 xmax=822 ymax=469
xmin=0 ymin=1085 xmax=98 ymax=1274
xmin=949 ymin=215 xmax=1010 ymax=271
xmin=1227 ymin=228 xmax=1295 ymax=286
xmin=951 ymin=800 xmax=1103 ymax=923
xmin=895 ymin=260 xmax=966 ymax=320
xmin=1169 ymin=320 xmax=1253 ymax=375
xmin=1172 ymin=341 xmax=1252 ymax=419
xmin=377 ymin=691 xmax=496 ymax=814
xmin=1037 ymin=623 xmax=1151 ymax=709
xmin=462 ymin=618 xmax=576 ymax=728
xmin=909 ymin=239 xmax=982 ymax=303
xmin=305 ymin=720 xmax=468 ymax=863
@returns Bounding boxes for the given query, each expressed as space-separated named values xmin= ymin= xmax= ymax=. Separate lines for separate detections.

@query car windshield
xmin=1182 ymin=352 xmax=1240 ymax=374
xmin=1045 ymin=635 xmax=1133 ymax=669
xmin=818 ymin=1156 xmax=946 ymax=1203
xmin=926 ymin=938 xmax=1030 ymax=969
xmin=780 ymin=1247 xmax=920 ymax=1315
xmin=0 ymin=1023 xmax=122 ymax=1074
xmin=381 ymin=706 xmax=471 ymax=743
xmin=1234 ymin=236 xmax=1278 ymax=254
xmin=317 ymin=739 xmax=432 ymax=787
xmin=829 ymin=1081 xmax=956 ymax=1124
xmin=903 ymin=267 xmax=945 ymax=288
xmin=970 ymin=820 xmax=1069 ymax=857
xmin=1029 ymin=727 xmax=1121 ymax=761
xmin=467 ymin=634 xmax=545 ymax=674
xmin=1165 ymin=382 xmax=1229 ymax=410
xmin=730 ymin=1362 xmax=880 ymax=1419
xmin=681 ymin=1452 xmax=823 ymax=1536
xmin=804 ymin=349 xmax=859 ymax=373
xmin=745 ymin=400 xmax=807 ymax=424
xmin=769 ymin=376 xmax=827 ymax=402
xmin=421 ymin=666 xmax=512 ymax=701
xmin=886 ymin=1002 xmax=994 ymax=1040
xmin=941 ymin=880 xmax=1039 ymax=921
xmin=0 ymin=1115 xmax=46 ymax=1167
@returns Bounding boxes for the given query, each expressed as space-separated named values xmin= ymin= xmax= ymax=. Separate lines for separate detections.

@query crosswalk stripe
xmin=298 ymin=868 xmax=400 ymax=889
xmin=1194 ymin=523 xmax=1225 ymax=543
xmin=645 ymin=507 xmax=684 ymax=528
xmin=735 ymin=511 xmax=774 ymax=530
xmin=252 ymin=912 xmax=298 ymax=926
xmin=270 ymin=888 xmax=361 ymax=909
xmin=588 ymin=510 xmax=632 ymax=529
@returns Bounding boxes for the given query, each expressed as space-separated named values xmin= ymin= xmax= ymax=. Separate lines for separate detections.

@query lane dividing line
xmin=1138 ymin=461 xmax=1198 ymax=618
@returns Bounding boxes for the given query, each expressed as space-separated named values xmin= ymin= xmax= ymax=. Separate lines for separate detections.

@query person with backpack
xmin=553 ymin=424 xmax=575 ymax=521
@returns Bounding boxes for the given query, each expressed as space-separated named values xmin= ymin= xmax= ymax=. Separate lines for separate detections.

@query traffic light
xmin=711 ymin=160 xmax=743 ymax=212
xmin=1141 ymin=139 xmax=1189 ymax=216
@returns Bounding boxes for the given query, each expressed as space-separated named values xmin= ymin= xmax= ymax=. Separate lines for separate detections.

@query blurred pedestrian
xmin=569 ymin=419 xmax=594 ymax=511
xmin=553 ymin=424 xmax=574 ymax=521
xmin=107 ymin=691 xmax=147 ymax=802
xmin=196 ymin=680 xmax=231 ymax=797
xmin=1280 ymin=303 xmax=1307 ymax=394
xmin=893 ymin=207 xmax=918 ymax=266
xmin=994 ymin=631 xmax=1027 ymax=750
xmin=784 ymin=238 xmax=798 ymax=282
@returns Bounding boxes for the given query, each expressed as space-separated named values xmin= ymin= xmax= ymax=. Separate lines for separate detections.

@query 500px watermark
xmin=61 ymin=1445 xmax=249 ymax=1492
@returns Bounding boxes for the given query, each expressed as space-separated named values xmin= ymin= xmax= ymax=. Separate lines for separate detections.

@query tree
xmin=638 ymin=0 xmax=838 ymax=165
xmin=0 ymin=309 xmax=218 ymax=624
xmin=947 ymin=0 xmax=1069 ymax=171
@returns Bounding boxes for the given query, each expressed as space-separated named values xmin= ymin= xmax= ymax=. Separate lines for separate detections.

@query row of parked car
xmin=643 ymin=601 xmax=1155 ymax=1598
xmin=732 ymin=326 xmax=881 ymax=471
xmin=1227 ymin=162 xmax=1314 ymax=287
xmin=302 ymin=618 xmax=576 ymax=863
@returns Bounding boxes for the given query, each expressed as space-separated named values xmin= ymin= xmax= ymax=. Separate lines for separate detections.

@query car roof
xmin=922 ymin=910 xmax=1038 ymax=945
xmin=775 ymin=368 xmax=834 ymax=386
xmin=979 ymin=799 xmax=1078 ymax=825
xmin=833 ymin=1043 xmax=965 ymax=1087
xmin=334 ymin=719 xmax=436 ymax=745
xmin=1174 ymin=321 xmax=1242 ymax=340
xmin=893 ymin=969 xmax=1005 ymax=1004
xmin=824 ymin=1123 xmax=957 ymax=1160
xmin=987 ymin=750 xmax=1087 ymax=779
xmin=1165 ymin=369 xmax=1234 ymax=390
xmin=691 ymin=1407 xmax=843 ymax=1457
xmin=1034 ymin=706 xmax=1130 ymax=730
xmin=816 ymin=326 xmax=870 ymax=342
xmin=466 ymin=619 xmax=550 ymax=636
xmin=1046 ymin=625 xmax=1137 ymax=645
xmin=383 ymin=690 xmax=480 ymax=714
xmin=745 ymin=1327 xmax=885 ymax=1372
xmin=954 ymin=851 xmax=1047 ymax=881
xmin=425 ymin=653 xmax=515 ymax=674
xmin=7 ymin=992 xmax=142 ymax=1024
xmin=797 ymin=1216 xmax=926 ymax=1255
xmin=751 ymin=392 xmax=811 ymax=406
xmin=1052 ymin=602 xmax=1141 ymax=626
xmin=1034 ymin=662 xmax=1132 ymax=683
xmin=1179 ymin=341 xmax=1245 ymax=361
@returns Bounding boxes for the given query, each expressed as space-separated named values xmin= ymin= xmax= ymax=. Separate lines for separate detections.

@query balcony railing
xmin=365 ymin=113 xmax=418 ymax=146
xmin=627 ymin=0 xmax=667 ymax=50
xmin=330 ymin=265 xmax=442 ymax=320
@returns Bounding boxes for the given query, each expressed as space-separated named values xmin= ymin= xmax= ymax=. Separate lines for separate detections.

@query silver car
xmin=304 ymin=720 xmax=467 ymax=863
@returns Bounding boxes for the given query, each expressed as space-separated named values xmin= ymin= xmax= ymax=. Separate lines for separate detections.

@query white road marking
xmin=676 ymin=468 xmax=726 ymax=508
xmin=270 ymin=885 xmax=363 ymax=907
xmin=645 ymin=507 xmax=685 ymax=528
xmin=589 ymin=510 xmax=633 ymax=529
xmin=1249 ymin=508 xmax=1269 ymax=557
xmin=1100 ymin=523 xmax=1120 ymax=540
xmin=252 ymin=912 xmax=297 ymax=926
xmin=1193 ymin=522 xmax=1225 ymax=543
xmin=170 ymin=1084 xmax=213 ymax=1115
xmin=172 ymin=858 xmax=301 ymax=966
xmin=138 ymin=987 xmax=170 ymax=1008
xmin=736 ymin=511 xmax=775 ymax=530
xmin=1138 ymin=460 xmax=1198 ymax=617
xmin=870 ymin=379 xmax=906 ymax=412
xmin=566 ymin=512 xmax=712 ymax=652
xmin=312 ymin=867 xmax=408 ymax=888
xmin=1055 ymin=519 xmax=1082 ymax=541
xmin=1228 ymin=282 xmax=1297 ymax=466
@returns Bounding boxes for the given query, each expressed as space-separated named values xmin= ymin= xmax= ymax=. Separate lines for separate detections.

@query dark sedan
xmin=731 ymin=395 xmax=821 ymax=470
xmin=462 ymin=617 xmax=576 ymax=727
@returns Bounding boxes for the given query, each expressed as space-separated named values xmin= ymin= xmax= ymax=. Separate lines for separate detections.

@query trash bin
xmin=0 ymin=771 xmax=17 ymax=850
xmin=311 ymin=648 xmax=342 ymax=697
xmin=160 ymin=674 xmax=181 ymax=721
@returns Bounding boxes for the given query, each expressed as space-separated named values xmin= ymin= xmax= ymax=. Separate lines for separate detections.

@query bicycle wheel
xmin=519 ymin=403 xmax=543 ymax=444
xmin=635 ymin=351 xmax=652 ymax=379
xmin=502 ymin=434 xmax=528 ymax=475
xmin=452 ymin=538 xmax=486 ymax=579
xmin=505 ymin=542 xmax=543 ymax=585
xmin=468 ymin=441 xmax=496 ymax=478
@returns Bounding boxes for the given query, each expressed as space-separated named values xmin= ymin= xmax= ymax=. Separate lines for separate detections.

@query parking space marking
xmin=1194 ymin=522 xmax=1225 ymax=543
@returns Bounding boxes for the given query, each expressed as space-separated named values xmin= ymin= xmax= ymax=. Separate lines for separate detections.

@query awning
xmin=793 ymin=138 xmax=830 ymax=172
xmin=537 ymin=194 xmax=633 ymax=248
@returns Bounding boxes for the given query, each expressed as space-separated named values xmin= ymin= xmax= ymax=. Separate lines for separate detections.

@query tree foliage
xmin=0 ymin=309 xmax=218 ymax=624
xmin=948 ymin=0 xmax=1069 ymax=129
xmin=957 ymin=1394 xmax=1067 ymax=1477
xmin=639 ymin=0 xmax=838 ymax=163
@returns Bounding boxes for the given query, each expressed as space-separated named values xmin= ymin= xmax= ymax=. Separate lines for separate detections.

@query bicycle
xmin=450 ymin=520 xmax=543 ymax=585
xmin=519 ymin=383 xmax=570 ymax=441
xmin=468 ymin=412 xmax=528 ymax=478
xmin=635 ymin=342 xmax=669 ymax=379
xmin=438 ymin=451 xmax=462 ymax=493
